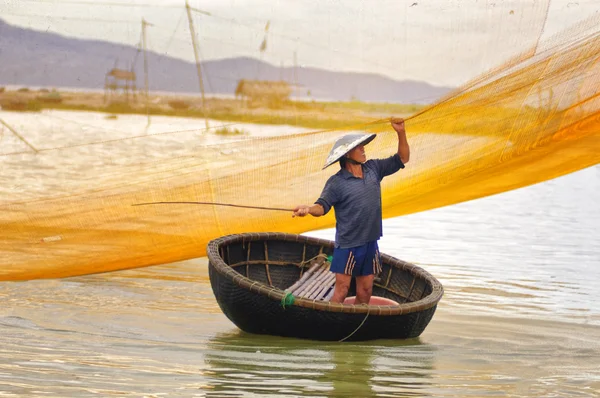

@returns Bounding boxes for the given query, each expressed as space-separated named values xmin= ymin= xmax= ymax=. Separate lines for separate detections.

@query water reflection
xmin=203 ymin=331 xmax=433 ymax=397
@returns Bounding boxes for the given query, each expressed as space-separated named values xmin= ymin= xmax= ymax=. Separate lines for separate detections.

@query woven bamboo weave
xmin=207 ymin=232 xmax=443 ymax=341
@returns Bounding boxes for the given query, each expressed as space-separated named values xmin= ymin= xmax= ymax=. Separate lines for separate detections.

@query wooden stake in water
xmin=185 ymin=0 xmax=210 ymax=131
xmin=0 ymin=118 xmax=38 ymax=153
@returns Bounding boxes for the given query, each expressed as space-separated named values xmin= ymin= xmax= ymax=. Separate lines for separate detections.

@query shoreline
xmin=0 ymin=87 xmax=424 ymax=130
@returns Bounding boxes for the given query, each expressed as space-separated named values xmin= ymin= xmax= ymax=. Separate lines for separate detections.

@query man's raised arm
xmin=391 ymin=117 xmax=410 ymax=164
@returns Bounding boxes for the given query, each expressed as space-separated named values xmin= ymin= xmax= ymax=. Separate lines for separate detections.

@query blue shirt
xmin=315 ymin=154 xmax=404 ymax=248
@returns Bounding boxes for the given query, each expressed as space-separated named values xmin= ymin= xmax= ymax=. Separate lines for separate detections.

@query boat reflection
xmin=202 ymin=330 xmax=434 ymax=397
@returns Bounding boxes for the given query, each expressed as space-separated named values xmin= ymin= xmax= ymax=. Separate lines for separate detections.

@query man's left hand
xmin=391 ymin=117 xmax=405 ymax=134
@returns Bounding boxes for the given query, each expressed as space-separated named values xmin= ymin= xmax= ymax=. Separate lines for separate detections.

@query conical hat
xmin=322 ymin=133 xmax=376 ymax=169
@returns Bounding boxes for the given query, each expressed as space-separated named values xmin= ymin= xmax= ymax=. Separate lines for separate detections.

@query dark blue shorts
xmin=330 ymin=241 xmax=382 ymax=276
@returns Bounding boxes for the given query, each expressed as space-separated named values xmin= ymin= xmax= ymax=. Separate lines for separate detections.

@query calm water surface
xmin=1 ymin=110 xmax=599 ymax=397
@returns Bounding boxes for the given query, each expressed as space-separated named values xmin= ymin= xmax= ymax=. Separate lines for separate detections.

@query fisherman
xmin=292 ymin=117 xmax=409 ymax=304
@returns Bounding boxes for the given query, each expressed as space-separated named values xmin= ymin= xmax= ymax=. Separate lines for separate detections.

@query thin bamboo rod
xmin=230 ymin=259 xmax=298 ymax=267
xmin=385 ymin=266 xmax=393 ymax=288
xmin=299 ymin=243 xmax=307 ymax=277
xmin=405 ymin=276 xmax=417 ymax=304
xmin=372 ymin=283 xmax=409 ymax=302
xmin=264 ymin=241 xmax=273 ymax=287
xmin=245 ymin=242 xmax=251 ymax=278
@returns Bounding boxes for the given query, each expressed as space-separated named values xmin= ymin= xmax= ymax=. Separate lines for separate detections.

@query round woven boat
xmin=207 ymin=232 xmax=443 ymax=341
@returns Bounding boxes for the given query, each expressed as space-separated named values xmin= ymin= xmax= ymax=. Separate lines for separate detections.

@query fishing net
xmin=1 ymin=1 xmax=599 ymax=281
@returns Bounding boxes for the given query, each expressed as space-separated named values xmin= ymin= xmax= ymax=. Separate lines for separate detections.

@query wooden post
xmin=0 ymin=119 xmax=38 ymax=153
xmin=293 ymin=49 xmax=298 ymax=125
xmin=185 ymin=0 xmax=209 ymax=131
xmin=142 ymin=18 xmax=151 ymax=127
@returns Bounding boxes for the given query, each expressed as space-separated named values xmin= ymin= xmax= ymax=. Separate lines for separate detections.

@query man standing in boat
xmin=293 ymin=117 xmax=409 ymax=304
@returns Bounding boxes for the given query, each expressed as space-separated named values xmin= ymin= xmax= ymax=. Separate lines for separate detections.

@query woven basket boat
xmin=207 ymin=232 xmax=443 ymax=341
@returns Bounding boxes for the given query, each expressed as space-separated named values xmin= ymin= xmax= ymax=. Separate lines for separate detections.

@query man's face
xmin=346 ymin=145 xmax=366 ymax=163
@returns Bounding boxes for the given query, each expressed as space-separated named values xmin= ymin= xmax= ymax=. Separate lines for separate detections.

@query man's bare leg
xmin=330 ymin=274 xmax=351 ymax=303
xmin=355 ymin=274 xmax=374 ymax=304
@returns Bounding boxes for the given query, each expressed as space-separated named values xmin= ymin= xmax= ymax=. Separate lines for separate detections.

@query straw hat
xmin=322 ymin=133 xmax=376 ymax=169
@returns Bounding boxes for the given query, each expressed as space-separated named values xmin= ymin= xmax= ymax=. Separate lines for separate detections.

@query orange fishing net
xmin=2 ymin=1 xmax=599 ymax=281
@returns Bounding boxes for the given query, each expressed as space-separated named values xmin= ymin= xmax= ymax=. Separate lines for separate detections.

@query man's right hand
xmin=292 ymin=205 xmax=310 ymax=217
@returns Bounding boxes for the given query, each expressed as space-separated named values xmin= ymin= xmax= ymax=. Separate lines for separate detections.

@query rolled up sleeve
xmin=314 ymin=177 xmax=339 ymax=215
xmin=372 ymin=154 xmax=404 ymax=180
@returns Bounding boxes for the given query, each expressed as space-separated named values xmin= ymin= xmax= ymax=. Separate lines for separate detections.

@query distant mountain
xmin=0 ymin=18 xmax=453 ymax=103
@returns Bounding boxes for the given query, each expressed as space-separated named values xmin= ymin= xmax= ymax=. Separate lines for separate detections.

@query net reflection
xmin=202 ymin=331 xmax=434 ymax=397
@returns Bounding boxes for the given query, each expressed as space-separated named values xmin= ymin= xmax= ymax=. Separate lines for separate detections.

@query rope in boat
xmin=281 ymin=292 xmax=295 ymax=309
xmin=338 ymin=306 xmax=370 ymax=342
xmin=338 ymin=307 xmax=371 ymax=343
xmin=299 ymin=253 xmax=330 ymax=267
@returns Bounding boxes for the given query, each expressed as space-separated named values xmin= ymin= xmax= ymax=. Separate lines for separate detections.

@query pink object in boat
xmin=343 ymin=296 xmax=399 ymax=305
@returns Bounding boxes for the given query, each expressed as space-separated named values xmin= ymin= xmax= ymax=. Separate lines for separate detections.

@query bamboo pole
xmin=294 ymin=264 xmax=329 ymax=297
xmin=301 ymin=267 xmax=333 ymax=298
xmin=285 ymin=261 xmax=322 ymax=293
xmin=264 ymin=242 xmax=273 ymax=286
xmin=292 ymin=264 xmax=327 ymax=296
xmin=0 ymin=119 xmax=38 ymax=153
xmin=309 ymin=273 xmax=336 ymax=300
xmin=185 ymin=0 xmax=209 ymax=131
xmin=141 ymin=18 xmax=150 ymax=127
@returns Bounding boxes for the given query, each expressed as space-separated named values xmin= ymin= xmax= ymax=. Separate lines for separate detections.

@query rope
xmin=131 ymin=201 xmax=292 ymax=212
xmin=298 ymin=253 xmax=329 ymax=267
xmin=281 ymin=292 xmax=295 ymax=309
xmin=338 ymin=306 xmax=370 ymax=342
xmin=162 ymin=9 xmax=186 ymax=56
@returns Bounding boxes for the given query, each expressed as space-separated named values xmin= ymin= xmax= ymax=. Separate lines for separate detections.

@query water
xmin=0 ymin=109 xmax=308 ymax=202
xmin=1 ymin=110 xmax=599 ymax=397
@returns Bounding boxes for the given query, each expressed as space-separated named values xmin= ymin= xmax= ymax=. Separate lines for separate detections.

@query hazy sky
xmin=1 ymin=0 xmax=599 ymax=86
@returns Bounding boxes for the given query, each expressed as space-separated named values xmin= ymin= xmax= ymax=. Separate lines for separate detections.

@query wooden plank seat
xmin=285 ymin=254 xmax=336 ymax=301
